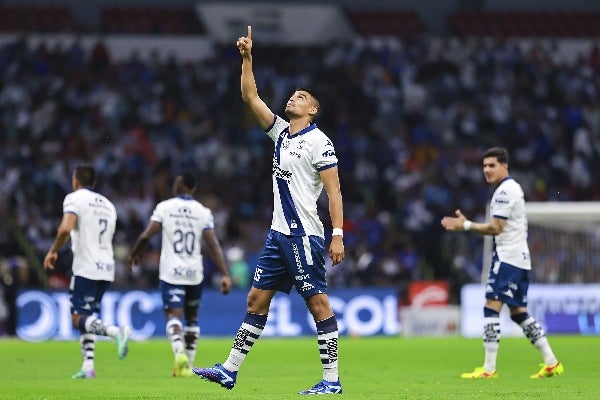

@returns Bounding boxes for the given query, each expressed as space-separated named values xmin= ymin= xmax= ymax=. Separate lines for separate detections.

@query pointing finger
xmin=247 ymin=25 xmax=252 ymax=40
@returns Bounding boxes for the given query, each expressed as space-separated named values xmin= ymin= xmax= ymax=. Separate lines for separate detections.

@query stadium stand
xmin=449 ymin=9 xmax=600 ymax=37
xmin=0 ymin=4 xmax=78 ymax=33
xmin=0 ymin=3 xmax=599 ymax=303
xmin=100 ymin=5 xmax=205 ymax=34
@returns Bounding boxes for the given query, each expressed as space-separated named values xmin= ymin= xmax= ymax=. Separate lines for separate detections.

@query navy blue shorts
xmin=159 ymin=280 xmax=203 ymax=311
xmin=70 ymin=275 xmax=111 ymax=316
xmin=253 ymin=230 xmax=327 ymax=298
xmin=485 ymin=254 xmax=530 ymax=307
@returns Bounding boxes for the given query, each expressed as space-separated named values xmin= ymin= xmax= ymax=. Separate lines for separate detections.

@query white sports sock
xmin=483 ymin=316 xmax=500 ymax=372
xmin=166 ymin=319 xmax=184 ymax=355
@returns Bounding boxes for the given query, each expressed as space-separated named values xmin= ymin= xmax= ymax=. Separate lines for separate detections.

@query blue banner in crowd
xmin=16 ymin=288 xmax=400 ymax=341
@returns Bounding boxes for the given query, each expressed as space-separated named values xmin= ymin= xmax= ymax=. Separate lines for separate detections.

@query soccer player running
xmin=44 ymin=165 xmax=130 ymax=379
xmin=127 ymin=172 xmax=232 ymax=377
xmin=441 ymin=147 xmax=563 ymax=379
xmin=192 ymin=25 xmax=345 ymax=395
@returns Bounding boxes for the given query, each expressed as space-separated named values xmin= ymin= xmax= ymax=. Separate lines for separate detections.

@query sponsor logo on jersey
xmin=172 ymin=267 xmax=197 ymax=278
xmin=495 ymin=197 xmax=509 ymax=204
xmin=272 ymin=159 xmax=292 ymax=181
xmin=322 ymin=150 xmax=336 ymax=158
xmin=95 ymin=261 xmax=114 ymax=271
xmin=178 ymin=207 xmax=191 ymax=215
xmin=295 ymin=274 xmax=310 ymax=281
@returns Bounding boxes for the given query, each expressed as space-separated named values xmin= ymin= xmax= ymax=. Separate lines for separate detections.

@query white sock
xmin=166 ymin=319 xmax=184 ymax=355
xmin=483 ymin=316 xmax=500 ymax=372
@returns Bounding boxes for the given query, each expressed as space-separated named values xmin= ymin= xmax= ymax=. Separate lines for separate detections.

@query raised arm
xmin=236 ymin=25 xmax=274 ymax=130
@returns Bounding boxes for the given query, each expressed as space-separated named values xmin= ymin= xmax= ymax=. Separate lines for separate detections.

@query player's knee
xmin=246 ymin=294 xmax=269 ymax=314
xmin=305 ymin=294 xmax=333 ymax=320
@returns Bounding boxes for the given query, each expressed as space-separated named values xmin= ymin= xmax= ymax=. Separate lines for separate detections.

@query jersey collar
xmin=288 ymin=122 xmax=317 ymax=137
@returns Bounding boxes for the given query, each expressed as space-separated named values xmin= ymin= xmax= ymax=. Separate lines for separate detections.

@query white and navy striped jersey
xmin=64 ymin=188 xmax=117 ymax=281
xmin=266 ymin=115 xmax=338 ymax=238
xmin=150 ymin=196 xmax=214 ymax=285
xmin=490 ymin=177 xmax=531 ymax=270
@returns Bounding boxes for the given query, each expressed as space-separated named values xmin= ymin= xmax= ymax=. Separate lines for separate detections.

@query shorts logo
xmin=292 ymin=243 xmax=304 ymax=273
xmin=301 ymin=281 xmax=314 ymax=291
xmin=254 ymin=267 xmax=263 ymax=282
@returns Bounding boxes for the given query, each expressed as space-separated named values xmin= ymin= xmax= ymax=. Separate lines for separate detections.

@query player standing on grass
xmin=44 ymin=165 xmax=130 ymax=379
xmin=127 ymin=172 xmax=232 ymax=377
xmin=192 ymin=25 xmax=345 ymax=395
xmin=441 ymin=147 xmax=563 ymax=379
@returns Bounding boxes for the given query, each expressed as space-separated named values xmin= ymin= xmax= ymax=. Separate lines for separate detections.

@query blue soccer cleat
xmin=192 ymin=363 xmax=237 ymax=390
xmin=116 ymin=326 xmax=131 ymax=360
xmin=298 ymin=379 xmax=343 ymax=395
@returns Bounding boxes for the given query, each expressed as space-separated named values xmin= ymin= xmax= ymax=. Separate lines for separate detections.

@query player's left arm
xmin=320 ymin=166 xmax=345 ymax=266
xmin=202 ymin=228 xmax=232 ymax=294
xmin=44 ymin=212 xmax=77 ymax=270
xmin=127 ymin=220 xmax=161 ymax=271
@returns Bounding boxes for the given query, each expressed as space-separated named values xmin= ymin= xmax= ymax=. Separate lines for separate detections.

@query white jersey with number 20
xmin=151 ymin=196 xmax=214 ymax=285
xmin=64 ymin=188 xmax=117 ymax=281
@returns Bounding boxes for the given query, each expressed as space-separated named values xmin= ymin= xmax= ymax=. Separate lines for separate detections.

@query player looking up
xmin=44 ymin=165 xmax=130 ymax=379
xmin=192 ymin=25 xmax=345 ymax=395
xmin=441 ymin=147 xmax=563 ymax=379
xmin=127 ymin=172 xmax=232 ymax=377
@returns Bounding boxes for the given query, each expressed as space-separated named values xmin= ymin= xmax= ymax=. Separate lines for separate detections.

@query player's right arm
xmin=237 ymin=25 xmax=274 ymax=130
xmin=441 ymin=209 xmax=506 ymax=236
xmin=201 ymin=228 xmax=232 ymax=294
xmin=127 ymin=220 xmax=162 ymax=271
xmin=44 ymin=212 xmax=77 ymax=270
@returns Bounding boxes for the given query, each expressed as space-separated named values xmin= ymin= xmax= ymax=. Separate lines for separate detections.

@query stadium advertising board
xmin=16 ymin=288 xmax=399 ymax=342
xmin=461 ymin=283 xmax=600 ymax=337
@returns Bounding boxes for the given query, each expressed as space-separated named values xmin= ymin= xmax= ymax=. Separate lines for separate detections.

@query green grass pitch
xmin=0 ymin=335 xmax=598 ymax=399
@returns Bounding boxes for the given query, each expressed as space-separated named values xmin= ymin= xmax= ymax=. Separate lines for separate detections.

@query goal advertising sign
xmin=15 ymin=288 xmax=400 ymax=342
xmin=460 ymin=283 xmax=600 ymax=337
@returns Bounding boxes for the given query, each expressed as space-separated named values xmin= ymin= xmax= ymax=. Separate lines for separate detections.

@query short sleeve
xmin=313 ymin=134 xmax=338 ymax=171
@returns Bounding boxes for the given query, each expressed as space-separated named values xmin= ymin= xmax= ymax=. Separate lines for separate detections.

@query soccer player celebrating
xmin=44 ymin=165 xmax=130 ymax=379
xmin=441 ymin=147 xmax=563 ymax=379
xmin=127 ymin=172 xmax=232 ymax=377
xmin=192 ymin=25 xmax=345 ymax=395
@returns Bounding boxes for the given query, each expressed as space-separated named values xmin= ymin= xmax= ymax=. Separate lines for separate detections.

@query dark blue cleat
xmin=192 ymin=363 xmax=237 ymax=390
xmin=298 ymin=379 xmax=343 ymax=395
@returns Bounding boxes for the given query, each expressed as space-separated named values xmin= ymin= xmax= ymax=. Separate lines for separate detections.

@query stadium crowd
xmin=0 ymin=34 xmax=599 ymax=303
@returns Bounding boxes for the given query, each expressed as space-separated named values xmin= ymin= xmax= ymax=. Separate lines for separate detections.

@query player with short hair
xmin=44 ymin=165 xmax=130 ymax=379
xmin=441 ymin=147 xmax=563 ymax=379
xmin=127 ymin=172 xmax=232 ymax=377
xmin=192 ymin=25 xmax=345 ymax=395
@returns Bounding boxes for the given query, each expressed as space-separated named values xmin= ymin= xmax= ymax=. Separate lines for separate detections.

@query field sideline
xmin=0 ymin=335 xmax=597 ymax=399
